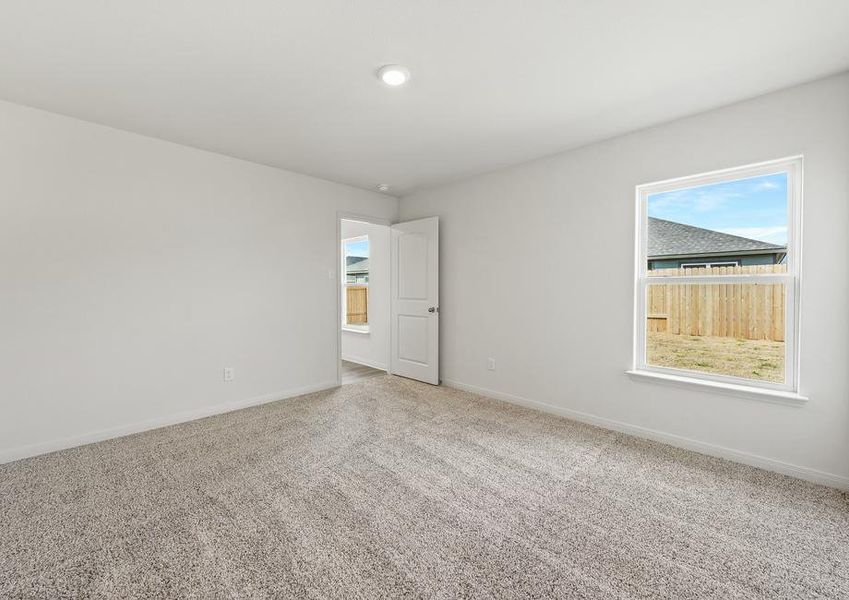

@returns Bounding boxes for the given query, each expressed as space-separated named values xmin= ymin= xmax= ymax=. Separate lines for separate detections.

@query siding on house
xmin=649 ymin=253 xmax=780 ymax=270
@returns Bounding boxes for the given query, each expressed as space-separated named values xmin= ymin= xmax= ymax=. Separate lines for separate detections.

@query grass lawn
xmin=647 ymin=331 xmax=784 ymax=383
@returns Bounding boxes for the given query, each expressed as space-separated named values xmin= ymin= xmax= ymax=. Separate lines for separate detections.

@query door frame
xmin=336 ymin=211 xmax=393 ymax=386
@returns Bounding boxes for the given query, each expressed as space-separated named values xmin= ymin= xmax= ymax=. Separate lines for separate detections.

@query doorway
xmin=338 ymin=217 xmax=391 ymax=385
xmin=336 ymin=214 xmax=440 ymax=387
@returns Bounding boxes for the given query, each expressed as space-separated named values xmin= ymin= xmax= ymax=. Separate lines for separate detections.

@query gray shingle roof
xmin=648 ymin=217 xmax=785 ymax=258
xmin=346 ymin=256 xmax=368 ymax=273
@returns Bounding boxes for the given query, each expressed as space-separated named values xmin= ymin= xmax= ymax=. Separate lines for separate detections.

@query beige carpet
xmin=1 ymin=376 xmax=847 ymax=599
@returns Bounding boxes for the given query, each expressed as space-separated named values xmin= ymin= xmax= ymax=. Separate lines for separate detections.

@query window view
xmin=646 ymin=281 xmax=786 ymax=383
xmin=343 ymin=236 xmax=369 ymax=328
xmin=636 ymin=158 xmax=800 ymax=390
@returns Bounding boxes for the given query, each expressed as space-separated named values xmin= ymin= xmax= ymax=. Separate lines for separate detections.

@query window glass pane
xmin=646 ymin=282 xmax=785 ymax=383
xmin=345 ymin=285 xmax=368 ymax=325
xmin=344 ymin=238 xmax=369 ymax=326
xmin=646 ymin=173 xmax=788 ymax=276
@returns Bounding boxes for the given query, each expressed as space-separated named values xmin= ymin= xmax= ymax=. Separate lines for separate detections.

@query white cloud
xmin=692 ymin=193 xmax=733 ymax=212
xmin=752 ymin=180 xmax=779 ymax=191
xmin=718 ymin=226 xmax=787 ymax=244
xmin=649 ymin=188 xmax=740 ymax=214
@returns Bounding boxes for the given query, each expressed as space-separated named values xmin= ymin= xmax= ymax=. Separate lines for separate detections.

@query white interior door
xmin=390 ymin=217 xmax=439 ymax=384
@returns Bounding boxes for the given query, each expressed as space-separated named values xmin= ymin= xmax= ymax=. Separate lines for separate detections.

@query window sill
xmin=342 ymin=326 xmax=370 ymax=335
xmin=625 ymin=369 xmax=808 ymax=406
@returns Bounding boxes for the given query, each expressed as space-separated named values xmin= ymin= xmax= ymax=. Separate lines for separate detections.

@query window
xmin=681 ymin=261 xmax=739 ymax=269
xmin=342 ymin=236 xmax=369 ymax=331
xmin=633 ymin=157 xmax=802 ymax=395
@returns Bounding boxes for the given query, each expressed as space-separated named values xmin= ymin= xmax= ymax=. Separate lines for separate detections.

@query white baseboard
xmin=443 ymin=379 xmax=849 ymax=492
xmin=0 ymin=380 xmax=339 ymax=465
xmin=341 ymin=355 xmax=388 ymax=371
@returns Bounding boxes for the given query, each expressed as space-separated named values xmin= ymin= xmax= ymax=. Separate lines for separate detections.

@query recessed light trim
xmin=377 ymin=184 xmax=390 ymax=192
xmin=377 ymin=64 xmax=410 ymax=87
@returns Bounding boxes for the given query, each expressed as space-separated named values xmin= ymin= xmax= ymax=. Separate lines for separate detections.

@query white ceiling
xmin=1 ymin=1 xmax=848 ymax=195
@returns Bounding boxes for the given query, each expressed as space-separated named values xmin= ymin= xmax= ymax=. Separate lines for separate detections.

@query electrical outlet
xmin=223 ymin=367 xmax=235 ymax=382
xmin=487 ymin=358 xmax=496 ymax=371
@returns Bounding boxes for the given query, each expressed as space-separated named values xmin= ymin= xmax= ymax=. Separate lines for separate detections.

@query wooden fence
xmin=346 ymin=285 xmax=368 ymax=324
xmin=646 ymin=265 xmax=786 ymax=341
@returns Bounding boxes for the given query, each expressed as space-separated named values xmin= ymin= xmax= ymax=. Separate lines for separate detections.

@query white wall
xmin=341 ymin=220 xmax=390 ymax=370
xmin=400 ymin=73 xmax=849 ymax=488
xmin=0 ymin=100 xmax=398 ymax=462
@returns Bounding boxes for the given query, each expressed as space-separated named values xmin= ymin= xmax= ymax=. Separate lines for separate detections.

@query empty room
xmin=2 ymin=2 xmax=848 ymax=598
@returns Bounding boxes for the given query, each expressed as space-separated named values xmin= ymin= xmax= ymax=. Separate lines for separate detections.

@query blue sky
xmin=344 ymin=239 xmax=369 ymax=257
xmin=647 ymin=172 xmax=788 ymax=245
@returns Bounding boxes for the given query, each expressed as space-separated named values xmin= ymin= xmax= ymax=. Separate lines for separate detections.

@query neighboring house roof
xmin=346 ymin=256 xmax=369 ymax=273
xmin=648 ymin=217 xmax=785 ymax=258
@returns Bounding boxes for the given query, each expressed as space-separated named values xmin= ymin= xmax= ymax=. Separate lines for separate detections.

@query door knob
xmin=428 ymin=306 xmax=437 ymax=313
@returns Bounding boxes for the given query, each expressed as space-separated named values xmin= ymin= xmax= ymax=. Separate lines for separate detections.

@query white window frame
xmin=342 ymin=235 xmax=370 ymax=333
xmin=632 ymin=156 xmax=803 ymax=398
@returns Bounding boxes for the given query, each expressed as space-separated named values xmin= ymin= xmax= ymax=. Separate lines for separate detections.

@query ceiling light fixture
xmin=377 ymin=64 xmax=410 ymax=87
xmin=377 ymin=184 xmax=390 ymax=192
